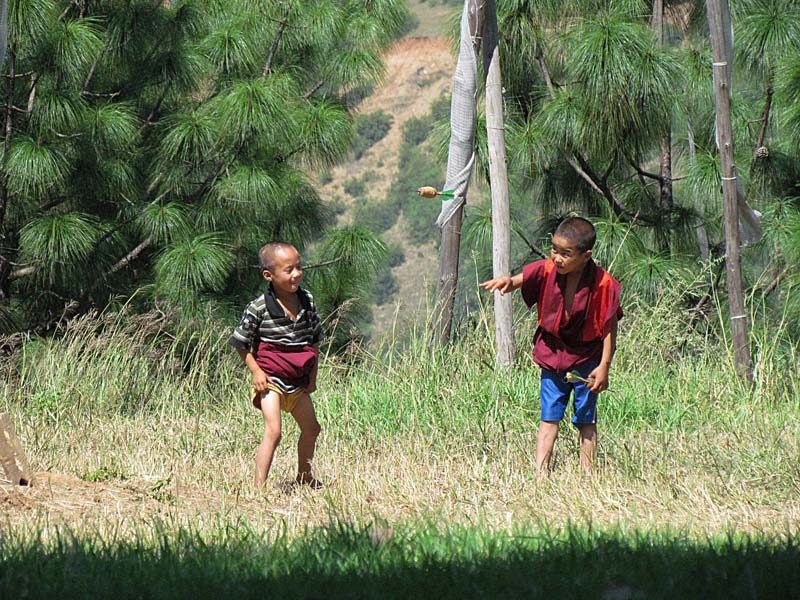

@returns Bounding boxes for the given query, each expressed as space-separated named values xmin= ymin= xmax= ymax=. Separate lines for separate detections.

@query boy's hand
xmin=480 ymin=276 xmax=513 ymax=295
xmin=587 ymin=364 xmax=609 ymax=393
xmin=252 ymin=368 xmax=271 ymax=393
xmin=306 ymin=354 xmax=319 ymax=395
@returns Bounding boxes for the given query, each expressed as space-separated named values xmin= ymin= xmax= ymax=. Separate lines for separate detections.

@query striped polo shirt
xmin=230 ymin=285 xmax=323 ymax=393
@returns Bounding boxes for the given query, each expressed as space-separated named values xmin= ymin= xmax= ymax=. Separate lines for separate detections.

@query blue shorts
xmin=540 ymin=359 xmax=599 ymax=427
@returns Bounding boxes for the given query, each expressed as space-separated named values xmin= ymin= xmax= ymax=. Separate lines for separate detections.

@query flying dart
xmin=417 ymin=186 xmax=455 ymax=199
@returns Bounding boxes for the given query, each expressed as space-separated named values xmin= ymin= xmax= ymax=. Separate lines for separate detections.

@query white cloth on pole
xmin=436 ymin=0 xmax=480 ymax=229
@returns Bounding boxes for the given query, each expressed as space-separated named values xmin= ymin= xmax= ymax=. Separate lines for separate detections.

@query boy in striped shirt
xmin=230 ymin=242 xmax=324 ymax=489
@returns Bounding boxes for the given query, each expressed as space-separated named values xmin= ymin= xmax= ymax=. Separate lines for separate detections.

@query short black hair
xmin=554 ymin=217 xmax=596 ymax=252
xmin=259 ymin=241 xmax=296 ymax=271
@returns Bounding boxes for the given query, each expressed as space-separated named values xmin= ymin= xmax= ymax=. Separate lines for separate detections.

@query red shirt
xmin=521 ymin=259 xmax=623 ymax=372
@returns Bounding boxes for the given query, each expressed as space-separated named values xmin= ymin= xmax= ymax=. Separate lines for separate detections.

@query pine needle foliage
xmin=0 ymin=0 xmax=407 ymax=339
xmin=19 ymin=213 xmax=102 ymax=289
xmin=488 ymin=0 xmax=800 ymax=331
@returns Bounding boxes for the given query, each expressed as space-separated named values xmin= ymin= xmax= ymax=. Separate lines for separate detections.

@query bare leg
xmin=254 ymin=391 xmax=282 ymax=488
xmin=535 ymin=421 xmax=560 ymax=473
xmin=578 ymin=423 xmax=597 ymax=472
xmin=290 ymin=393 xmax=321 ymax=484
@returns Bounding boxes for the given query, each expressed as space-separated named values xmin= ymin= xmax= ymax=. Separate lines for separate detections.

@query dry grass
xmin=2 ymin=305 xmax=799 ymax=541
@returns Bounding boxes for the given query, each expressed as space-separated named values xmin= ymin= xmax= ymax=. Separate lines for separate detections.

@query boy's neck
xmin=270 ymin=284 xmax=299 ymax=304
xmin=564 ymin=261 xmax=590 ymax=285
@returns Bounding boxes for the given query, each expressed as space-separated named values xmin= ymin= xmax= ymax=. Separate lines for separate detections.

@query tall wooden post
xmin=432 ymin=208 xmax=463 ymax=344
xmin=432 ymin=0 xmax=483 ymax=344
xmin=483 ymin=0 xmax=515 ymax=368
xmin=706 ymin=0 xmax=752 ymax=379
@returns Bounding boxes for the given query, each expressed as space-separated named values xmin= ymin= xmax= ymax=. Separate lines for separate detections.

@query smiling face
xmin=551 ymin=234 xmax=591 ymax=277
xmin=263 ymin=245 xmax=303 ymax=295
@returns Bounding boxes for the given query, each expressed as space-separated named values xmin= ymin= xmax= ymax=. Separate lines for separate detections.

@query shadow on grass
xmin=0 ymin=521 xmax=797 ymax=599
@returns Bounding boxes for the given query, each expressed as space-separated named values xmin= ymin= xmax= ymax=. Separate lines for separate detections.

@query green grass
xmin=1 ymin=521 xmax=798 ymax=599
xmin=1 ymin=291 xmax=799 ymax=595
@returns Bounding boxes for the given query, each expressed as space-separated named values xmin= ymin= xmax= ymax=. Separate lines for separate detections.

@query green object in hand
xmin=566 ymin=370 xmax=590 ymax=384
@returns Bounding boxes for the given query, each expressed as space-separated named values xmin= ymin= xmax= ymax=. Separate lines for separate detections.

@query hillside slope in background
xmin=317 ymin=3 xmax=459 ymax=340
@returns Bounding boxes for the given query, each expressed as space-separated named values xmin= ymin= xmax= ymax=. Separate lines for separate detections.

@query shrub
xmin=372 ymin=268 xmax=400 ymax=305
xmin=328 ymin=196 xmax=347 ymax=216
xmin=352 ymin=110 xmax=393 ymax=159
xmin=430 ymin=94 xmax=451 ymax=123
xmin=352 ymin=196 xmax=399 ymax=234
xmin=402 ymin=115 xmax=434 ymax=146
xmin=387 ymin=242 xmax=406 ymax=268
xmin=345 ymin=83 xmax=375 ymax=106
xmin=344 ymin=178 xmax=367 ymax=198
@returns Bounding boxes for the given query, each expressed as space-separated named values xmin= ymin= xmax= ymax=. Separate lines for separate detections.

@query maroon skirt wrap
xmin=254 ymin=342 xmax=318 ymax=388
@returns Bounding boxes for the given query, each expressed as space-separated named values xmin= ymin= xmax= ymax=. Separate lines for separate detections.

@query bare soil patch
xmin=1 ymin=472 xmax=221 ymax=524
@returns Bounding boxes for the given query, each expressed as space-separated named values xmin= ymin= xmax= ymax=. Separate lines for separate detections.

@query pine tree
xmin=460 ymin=0 xmax=800 ymax=333
xmin=0 ymin=0 xmax=406 ymax=335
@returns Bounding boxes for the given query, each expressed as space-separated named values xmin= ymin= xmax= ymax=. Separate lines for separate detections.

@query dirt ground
xmin=2 ymin=472 xmax=221 ymax=524
xmin=0 ymin=471 xmax=324 ymax=532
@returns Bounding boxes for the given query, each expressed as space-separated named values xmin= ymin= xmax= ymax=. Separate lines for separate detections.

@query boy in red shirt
xmin=480 ymin=217 xmax=622 ymax=472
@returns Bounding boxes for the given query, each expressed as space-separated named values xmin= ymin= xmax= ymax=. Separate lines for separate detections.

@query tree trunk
xmin=482 ymin=0 xmax=514 ymax=368
xmin=0 ymin=0 xmax=7 ymax=70
xmin=659 ymin=135 xmax=672 ymax=215
xmin=706 ymin=0 xmax=752 ymax=379
xmin=687 ymin=126 xmax=710 ymax=262
xmin=0 ymin=41 xmax=14 ymax=297
xmin=432 ymin=0 xmax=483 ymax=344
xmin=432 ymin=209 xmax=463 ymax=342
xmin=754 ymin=83 xmax=772 ymax=154
xmin=652 ymin=0 xmax=664 ymax=44
xmin=653 ymin=0 xmax=673 ymax=251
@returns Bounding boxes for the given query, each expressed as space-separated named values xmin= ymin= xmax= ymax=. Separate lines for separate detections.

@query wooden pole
xmin=0 ymin=413 xmax=33 ymax=486
xmin=432 ymin=0 xmax=483 ymax=344
xmin=483 ymin=0 xmax=515 ymax=368
xmin=432 ymin=208 xmax=464 ymax=344
xmin=706 ymin=0 xmax=753 ymax=379
xmin=653 ymin=0 xmax=673 ymax=252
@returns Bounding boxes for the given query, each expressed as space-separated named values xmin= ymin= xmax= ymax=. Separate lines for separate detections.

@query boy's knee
xmin=264 ymin=428 xmax=282 ymax=446
xmin=306 ymin=420 xmax=321 ymax=438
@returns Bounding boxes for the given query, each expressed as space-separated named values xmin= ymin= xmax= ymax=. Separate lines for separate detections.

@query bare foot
xmin=295 ymin=474 xmax=324 ymax=490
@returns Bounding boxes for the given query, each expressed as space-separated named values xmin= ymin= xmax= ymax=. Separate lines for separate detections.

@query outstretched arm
xmin=479 ymin=272 xmax=524 ymax=295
